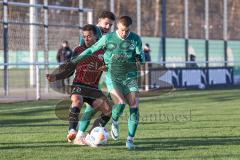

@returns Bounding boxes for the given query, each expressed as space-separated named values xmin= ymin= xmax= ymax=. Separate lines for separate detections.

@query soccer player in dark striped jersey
xmin=46 ymin=24 xmax=112 ymax=144
xmin=75 ymin=11 xmax=116 ymax=145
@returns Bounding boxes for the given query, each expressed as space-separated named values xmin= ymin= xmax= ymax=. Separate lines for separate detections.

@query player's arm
xmin=71 ymin=35 xmax=107 ymax=65
xmin=46 ymin=69 xmax=75 ymax=82
xmin=46 ymin=61 xmax=75 ymax=82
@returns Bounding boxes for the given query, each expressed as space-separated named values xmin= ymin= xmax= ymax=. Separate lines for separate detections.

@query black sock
xmin=69 ymin=107 xmax=80 ymax=131
xmin=88 ymin=113 xmax=112 ymax=133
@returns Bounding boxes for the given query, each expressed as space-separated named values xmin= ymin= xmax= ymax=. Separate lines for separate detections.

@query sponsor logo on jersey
xmin=106 ymin=42 xmax=117 ymax=51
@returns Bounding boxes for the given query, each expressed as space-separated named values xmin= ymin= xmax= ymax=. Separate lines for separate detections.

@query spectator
xmin=187 ymin=54 xmax=198 ymax=68
xmin=56 ymin=40 xmax=73 ymax=90
xmin=143 ymin=43 xmax=151 ymax=62
xmin=57 ymin=40 xmax=73 ymax=63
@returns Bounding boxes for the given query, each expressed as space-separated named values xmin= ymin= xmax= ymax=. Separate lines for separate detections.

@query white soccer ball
xmin=198 ymin=83 xmax=205 ymax=89
xmin=88 ymin=127 xmax=109 ymax=146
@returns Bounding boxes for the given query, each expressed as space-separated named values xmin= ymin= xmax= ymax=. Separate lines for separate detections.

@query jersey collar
xmin=116 ymin=30 xmax=130 ymax=40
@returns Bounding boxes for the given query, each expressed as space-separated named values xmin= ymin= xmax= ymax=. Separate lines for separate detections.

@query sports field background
xmin=1 ymin=38 xmax=240 ymax=67
xmin=1 ymin=88 xmax=240 ymax=160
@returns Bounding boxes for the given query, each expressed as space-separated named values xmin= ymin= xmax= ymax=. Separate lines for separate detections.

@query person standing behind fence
xmin=187 ymin=54 xmax=198 ymax=68
xmin=143 ymin=43 xmax=151 ymax=62
xmin=56 ymin=40 xmax=73 ymax=90
xmin=57 ymin=40 xmax=73 ymax=63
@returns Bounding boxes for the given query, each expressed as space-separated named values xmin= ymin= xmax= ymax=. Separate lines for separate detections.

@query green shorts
xmin=105 ymin=75 xmax=139 ymax=95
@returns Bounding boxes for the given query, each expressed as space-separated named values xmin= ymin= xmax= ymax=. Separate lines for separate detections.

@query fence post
xmin=87 ymin=11 xmax=93 ymax=24
xmin=144 ymin=63 xmax=149 ymax=91
xmin=44 ymin=0 xmax=49 ymax=93
xmin=110 ymin=0 xmax=115 ymax=31
xmin=160 ymin=0 xmax=166 ymax=65
xmin=136 ymin=0 xmax=141 ymax=35
xmin=184 ymin=0 xmax=189 ymax=66
xmin=79 ymin=0 xmax=83 ymax=35
xmin=3 ymin=0 xmax=9 ymax=96
xmin=205 ymin=0 xmax=209 ymax=68
xmin=29 ymin=0 xmax=39 ymax=87
xmin=36 ymin=63 xmax=40 ymax=100
xmin=223 ymin=0 xmax=228 ymax=67
xmin=205 ymin=0 xmax=209 ymax=86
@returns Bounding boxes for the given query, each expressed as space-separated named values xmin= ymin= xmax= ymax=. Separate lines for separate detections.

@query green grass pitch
xmin=0 ymin=88 xmax=240 ymax=160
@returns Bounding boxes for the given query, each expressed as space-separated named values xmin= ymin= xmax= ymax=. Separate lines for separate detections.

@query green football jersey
xmin=73 ymin=31 xmax=145 ymax=80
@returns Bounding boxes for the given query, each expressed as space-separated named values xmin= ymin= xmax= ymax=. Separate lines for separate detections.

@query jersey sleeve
xmin=72 ymin=35 xmax=107 ymax=64
xmin=135 ymin=37 xmax=145 ymax=63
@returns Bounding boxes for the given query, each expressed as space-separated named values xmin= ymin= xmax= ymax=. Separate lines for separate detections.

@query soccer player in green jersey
xmin=71 ymin=16 xmax=145 ymax=149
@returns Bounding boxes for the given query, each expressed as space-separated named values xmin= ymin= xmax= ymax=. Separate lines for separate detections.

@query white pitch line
xmin=0 ymin=105 xmax=55 ymax=113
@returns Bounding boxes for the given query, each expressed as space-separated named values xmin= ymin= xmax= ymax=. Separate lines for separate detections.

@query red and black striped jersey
xmin=72 ymin=45 xmax=105 ymax=88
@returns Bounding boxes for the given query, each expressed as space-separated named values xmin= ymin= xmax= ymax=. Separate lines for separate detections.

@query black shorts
xmin=71 ymin=82 xmax=106 ymax=106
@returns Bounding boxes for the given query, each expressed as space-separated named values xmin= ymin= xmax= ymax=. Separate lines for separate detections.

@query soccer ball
xmin=88 ymin=127 xmax=109 ymax=146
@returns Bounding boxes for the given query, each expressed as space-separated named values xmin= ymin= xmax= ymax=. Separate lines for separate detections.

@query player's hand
xmin=46 ymin=74 xmax=56 ymax=82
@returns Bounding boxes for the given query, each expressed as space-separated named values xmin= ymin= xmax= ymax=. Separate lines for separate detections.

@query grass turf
xmin=0 ymin=88 xmax=240 ymax=160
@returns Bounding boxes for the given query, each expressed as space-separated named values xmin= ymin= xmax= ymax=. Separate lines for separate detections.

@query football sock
xmin=88 ymin=113 xmax=112 ymax=133
xmin=112 ymin=104 xmax=126 ymax=121
xmin=78 ymin=104 xmax=96 ymax=132
xmin=127 ymin=136 xmax=134 ymax=141
xmin=69 ymin=107 xmax=80 ymax=131
xmin=128 ymin=108 xmax=139 ymax=137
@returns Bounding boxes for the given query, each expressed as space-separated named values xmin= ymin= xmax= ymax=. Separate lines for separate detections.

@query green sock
xmin=78 ymin=104 xmax=96 ymax=132
xmin=112 ymin=104 xmax=126 ymax=121
xmin=128 ymin=108 xmax=139 ymax=137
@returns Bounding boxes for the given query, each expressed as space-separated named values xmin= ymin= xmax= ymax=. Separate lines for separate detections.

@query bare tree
xmin=154 ymin=0 xmax=160 ymax=36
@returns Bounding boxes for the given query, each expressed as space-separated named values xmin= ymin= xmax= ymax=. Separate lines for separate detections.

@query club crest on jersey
xmin=128 ymin=43 xmax=135 ymax=50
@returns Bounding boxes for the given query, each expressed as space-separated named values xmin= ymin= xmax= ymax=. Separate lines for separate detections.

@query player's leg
xmin=67 ymin=93 xmax=83 ymax=142
xmin=123 ymin=78 xmax=139 ymax=149
xmin=125 ymin=91 xmax=139 ymax=149
xmin=83 ymin=97 xmax=113 ymax=147
xmin=88 ymin=97 xmax=112 ymax=133
xmin=110 ymin=88 xmax=126 ymax=140
xmin=77 ymin=88 xmax=110 ymax=134
xmin=74 ymin=103 xmax=95 ymax=145
xmin=75 ymin=89 xmax=111 ymax=145
xmin=78 ymin=103 xmax=96 ymax=133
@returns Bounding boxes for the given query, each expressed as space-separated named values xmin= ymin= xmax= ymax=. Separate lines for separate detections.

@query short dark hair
xmin=82 ymin=24 xmax=97 ymax=35
xmin=98 ymin=11 xmax=116 ymax=21
xmin=118 ymin=16 xmax=132 ymax=27
xmin=62 ymin=40 xmax=68 ymax=44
